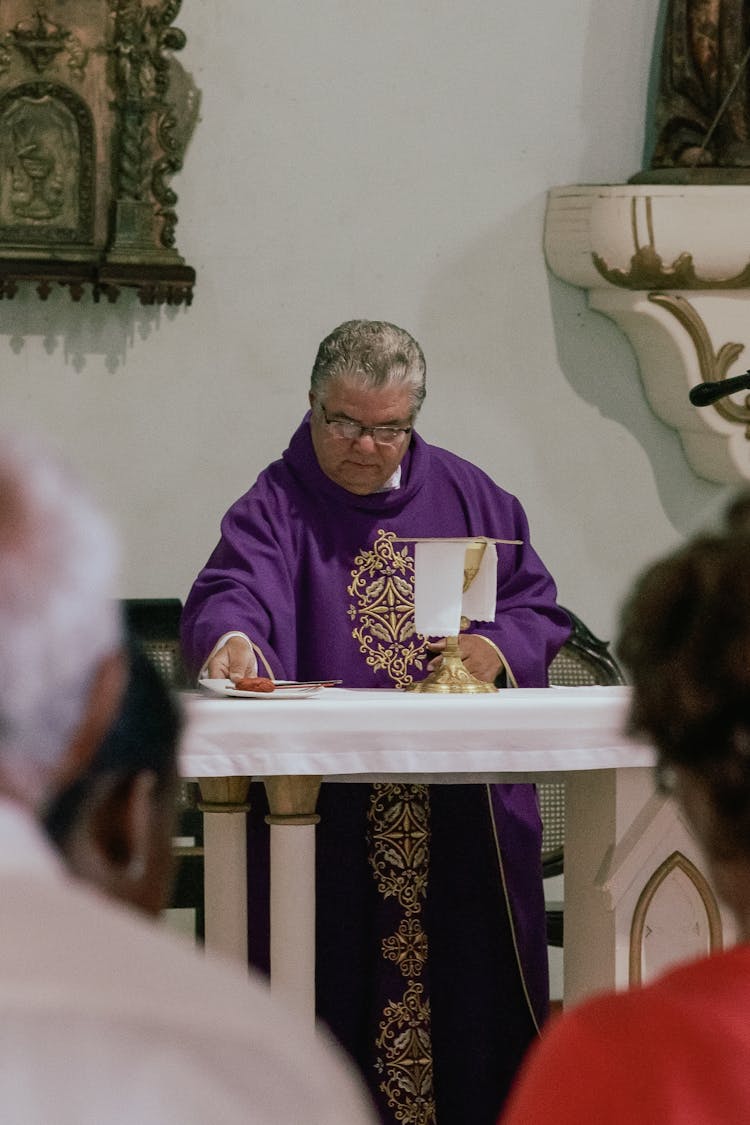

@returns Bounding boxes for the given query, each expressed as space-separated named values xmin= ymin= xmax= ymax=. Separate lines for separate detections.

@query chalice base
xmin=408 ymin=639 xmax=498 ymax=694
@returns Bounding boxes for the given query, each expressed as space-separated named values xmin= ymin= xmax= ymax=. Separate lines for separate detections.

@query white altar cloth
xmin=178 ymin=685 xmax=672 ymax=1020
xmin=180 ymin=685 xmax=653 ymax=780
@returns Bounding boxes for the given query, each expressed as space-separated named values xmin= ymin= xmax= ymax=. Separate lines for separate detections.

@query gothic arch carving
xmin=629 ymin=849 xmax=723 ymax=986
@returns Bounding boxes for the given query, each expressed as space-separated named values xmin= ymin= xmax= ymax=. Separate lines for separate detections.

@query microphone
xmin=689 ymin=371 xmax=750 ymax=407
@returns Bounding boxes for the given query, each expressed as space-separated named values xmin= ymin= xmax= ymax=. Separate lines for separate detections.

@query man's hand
xmin=207 ymin=636 xmax=258 ymax=682
xmin=427 ymin=634 xmax=502 ymax=683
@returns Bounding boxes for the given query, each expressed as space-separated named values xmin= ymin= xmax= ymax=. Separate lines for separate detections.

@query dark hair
xmin=617 ymin=522 xmax=750 ymax=853
xmin=724 ymin=489 xmax=750 ymax=534
xmin=44 ymin=640 xmax=182 ymax=848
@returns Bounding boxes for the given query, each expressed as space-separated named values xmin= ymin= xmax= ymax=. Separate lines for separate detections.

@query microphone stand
xmin=689 ymin=371 xmax=750 ymax=407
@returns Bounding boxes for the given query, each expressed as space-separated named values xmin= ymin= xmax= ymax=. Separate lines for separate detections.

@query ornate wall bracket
xmin=544 ymin=184 xmax=750 ymax=483
xmin=0 ymin=1 xmax=199 ymax=305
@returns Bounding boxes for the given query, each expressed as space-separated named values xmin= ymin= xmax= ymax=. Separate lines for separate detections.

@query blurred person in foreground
xmin=0 ymin=433 xmax=375 ymax=1125
xmin=181 ymin=319 xmax=571 ymax=1124
xmin=500 ymin=498 xmax=750 ymax=1124
xmin=43 ymin=640 xmax=181 ymax=918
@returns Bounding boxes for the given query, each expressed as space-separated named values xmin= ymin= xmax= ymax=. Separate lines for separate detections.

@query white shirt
xmin=0 ymin=798 xmax=376 ymax=1124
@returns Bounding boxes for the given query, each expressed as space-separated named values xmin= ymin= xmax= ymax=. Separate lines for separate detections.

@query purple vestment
xmin=182 ymin=417 xmax=570 ymax=1125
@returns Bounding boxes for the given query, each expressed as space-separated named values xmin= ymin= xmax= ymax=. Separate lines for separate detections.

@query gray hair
xmin=310 ymin=320 xmax=427 ymax=415
xmin=0 ymin=434 xmax=120 ymax=801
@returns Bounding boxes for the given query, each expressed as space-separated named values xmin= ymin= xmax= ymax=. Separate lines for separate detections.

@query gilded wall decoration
xmin=544 ymin=183 xmax=750 ymax=483
xmin=0 ymin=1 xmax=198 ymax=304
xmin=647 ymin=292 xmax=750 ymax=436
xmin=592 ymin=195 xmax=750 ymax=290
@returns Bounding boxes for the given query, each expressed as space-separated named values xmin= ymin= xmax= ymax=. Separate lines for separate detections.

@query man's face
xmin=309 ymin=377 xmax=415 ymax=495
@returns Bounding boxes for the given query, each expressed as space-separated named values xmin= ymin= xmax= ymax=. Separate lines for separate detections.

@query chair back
xmin=121 ymin=598 xmax=188 ymax=689
xmin=541 ymin=608 xmax=626 ymax=948
xmin=548 ymin=609 xmax=625 ymax=689
xmin=119 ymin=598 xmax=204 ymax=939
xmin=542 ymin=609 xmax=626 ymax=865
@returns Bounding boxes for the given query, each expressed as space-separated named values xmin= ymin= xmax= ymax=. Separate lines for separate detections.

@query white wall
xmin=0 ymin=0 xmax=732 ymax=643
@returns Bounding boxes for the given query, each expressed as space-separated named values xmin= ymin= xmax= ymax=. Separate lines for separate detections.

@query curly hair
xmin=617 ymin=521 xmax=750 ymax=854
xmin=310 ymin=320 xmax=427 ymax=415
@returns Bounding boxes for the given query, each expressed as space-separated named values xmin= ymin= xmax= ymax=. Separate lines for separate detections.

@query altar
xmin=179 ymin=685 xmax=732 ymax=1023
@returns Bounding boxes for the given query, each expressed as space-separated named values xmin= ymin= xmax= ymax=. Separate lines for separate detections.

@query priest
xmin=181 ymin=319 xmax=571 ymax=1125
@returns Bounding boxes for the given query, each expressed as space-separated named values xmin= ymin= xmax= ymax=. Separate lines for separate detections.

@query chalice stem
xmin=408 ymin=632 xmax=497 ymax=693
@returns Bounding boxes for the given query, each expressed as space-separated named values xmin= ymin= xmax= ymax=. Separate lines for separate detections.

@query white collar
xmin=376 ymin=464 xmax=401 ymax=492
xmin=0 ymin=797 xmax=65 ymax=878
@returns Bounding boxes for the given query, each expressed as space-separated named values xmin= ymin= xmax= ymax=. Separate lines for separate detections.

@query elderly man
xmin=0 ymin=433 xmax=375 ymax=1125
xmin=181 ymin=320 xmax=570 ymax=1125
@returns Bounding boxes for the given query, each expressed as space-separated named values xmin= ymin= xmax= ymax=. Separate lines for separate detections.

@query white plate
xmin=199 ymin=678 xmax=331 ymax=699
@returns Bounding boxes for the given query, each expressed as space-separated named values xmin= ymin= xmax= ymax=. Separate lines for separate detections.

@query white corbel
xmin=544 ymin=184 xmax=750 ymax=483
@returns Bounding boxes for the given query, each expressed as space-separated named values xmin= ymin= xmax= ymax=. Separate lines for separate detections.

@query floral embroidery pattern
xmin=369 ymin=784 xmax=435 ymax=1125
xmin=369 ymin=783 xmax=429 ymax=913
xmin=376 ymin=981 xmax=435 ymax=1125
xmin=382 ymin=918 xmax=429 ymax=979
xmin=347 ymin=530 xmax=427 ymax=688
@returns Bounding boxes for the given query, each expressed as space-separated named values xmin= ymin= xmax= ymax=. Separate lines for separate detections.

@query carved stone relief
xmin=0 ymin=1 xmax=199 ymax=304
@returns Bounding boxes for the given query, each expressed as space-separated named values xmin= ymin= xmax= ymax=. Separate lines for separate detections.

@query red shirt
xmin=501 ymin=944 xmax=750 ymax=1124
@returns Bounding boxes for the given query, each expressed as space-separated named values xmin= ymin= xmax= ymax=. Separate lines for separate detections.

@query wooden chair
xmin=542 ymin=608 xmax=626 ymax=945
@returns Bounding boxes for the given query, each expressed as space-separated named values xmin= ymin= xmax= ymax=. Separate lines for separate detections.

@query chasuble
xmin=182 ymin=414 xmax=571 ymax=1125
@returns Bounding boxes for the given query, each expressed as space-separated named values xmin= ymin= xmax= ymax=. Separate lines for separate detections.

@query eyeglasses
xmin=317 ymin=403 xmax=412 ymax=447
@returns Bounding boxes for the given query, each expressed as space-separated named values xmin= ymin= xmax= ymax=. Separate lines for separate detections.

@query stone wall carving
xmin=0 ymin=1 xmax=198 ymax=304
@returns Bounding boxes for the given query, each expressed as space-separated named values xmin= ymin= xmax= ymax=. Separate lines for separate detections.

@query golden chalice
xmin=409 ymin=538 xmax=498 ymax=694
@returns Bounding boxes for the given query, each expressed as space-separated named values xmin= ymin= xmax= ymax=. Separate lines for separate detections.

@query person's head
xmin=43 ymin=642 xmax=182 ymax=916
xmin=0 ymin=433 xmax=124 ymax=810
xmin=724 ymin=489 xmax=750 ymax=534
xmin=617 ymin=509 xmax=750 ymax=932
xmin=308 ymin=320 xmax=427 ymax=494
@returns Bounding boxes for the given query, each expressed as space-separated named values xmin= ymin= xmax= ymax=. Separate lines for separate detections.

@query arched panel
xmin=0 ymin=82 xmax=94 ymax=247
xmin=630 ymin=850 xmax=722 ymax=986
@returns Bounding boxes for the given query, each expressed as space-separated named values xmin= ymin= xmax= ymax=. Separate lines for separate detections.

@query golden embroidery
xmin=369 ymin=783 xmax=434 ymax=1124
xmin=348 ymin=529 xmax=427 ymax=688
xmin=369 ymin=783 xmax=430 ymax=913
xmin=375 ymin=981 xmax=436 ymax=1125
xmin=382 ymin=917 xmax=428 ymax=978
